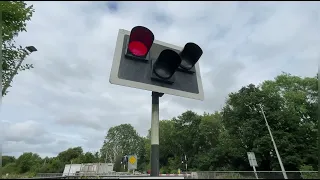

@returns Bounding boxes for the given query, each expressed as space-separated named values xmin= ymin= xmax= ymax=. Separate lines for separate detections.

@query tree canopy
xmin=1 ymin=1 xmax=36 ymax=96
xmin=2 ymin=73 xmax=317 ymax=178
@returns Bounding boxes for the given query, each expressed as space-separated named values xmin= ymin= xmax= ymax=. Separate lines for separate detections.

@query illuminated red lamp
xmin=127 ymin=26 xmax=154 ymax=59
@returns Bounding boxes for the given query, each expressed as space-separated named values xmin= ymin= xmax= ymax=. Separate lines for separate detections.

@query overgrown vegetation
xmin=1 ymin=1 xmax=36 ymax=96
xmin=2 ymin=73 xmax=317 ymax=177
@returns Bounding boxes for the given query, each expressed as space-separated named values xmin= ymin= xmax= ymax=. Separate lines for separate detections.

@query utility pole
xmin=259 ymin=103 xmax=288 ymax=179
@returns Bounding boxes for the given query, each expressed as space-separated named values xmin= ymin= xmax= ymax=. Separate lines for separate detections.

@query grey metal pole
xmin=259 ymin=104 xmax=288 ymax=179
xmin=150 ymin=92 xmax=163 ymax=176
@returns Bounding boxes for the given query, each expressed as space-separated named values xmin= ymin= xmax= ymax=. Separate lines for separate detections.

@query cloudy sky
xmin=1 ymin=2 xmax=319 ymax=158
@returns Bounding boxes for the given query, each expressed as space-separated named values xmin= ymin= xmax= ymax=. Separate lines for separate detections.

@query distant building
xmin=62 ymin=163 xmax=114 ymax=176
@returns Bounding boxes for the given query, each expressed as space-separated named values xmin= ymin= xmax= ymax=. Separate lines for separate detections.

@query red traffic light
xmin=179 ymin=43 xmax=203 ymax=70
xmin=128 ymin=26 xmax=154 ymax=57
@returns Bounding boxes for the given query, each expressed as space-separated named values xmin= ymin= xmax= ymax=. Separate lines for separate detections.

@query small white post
xmin=67 ymin=160 xmax=73 ymax=176
xmin=252 ymin=166 xmax=259 ymax=179
xmin=185 ymin=155 xmax=188 ymax=172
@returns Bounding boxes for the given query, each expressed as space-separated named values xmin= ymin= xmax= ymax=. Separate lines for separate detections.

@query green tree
xmin=141 ymin=137 xmax=151 ymax=172
xmin=49 ymin=158 xmax=64 ymax=173
xmin=2 ymin=156 xmax=16 ymax=167
xmin=72 ymin=152 xmax=97 ymax=164
xmin=192 ymin=112 xmax=226 ymax=171
xmin=15 ymin=152 xmax=42 ymax=173
xmin=1 ymin=73 xmax=316 ymax=175
xmin=221 ymin=73 xmax=317 ymax=171
xmin=94 ymin=151 xmax=100 ymax=162
xmin=100 ymin=124 xmax=144 ymax=164
xmin=172 ymin=111 xmax=202 ymax=170
xmin=158 ymin=120 xmax=176 ymax=169
xmin=57 ymin=147 xmax=83 ymax=164
xmin=2 ymin=162 xmax=18 ymax=174
xmin=1 ymin=1 xmax=36 ymax=96
xmin=261 ymin=73 xmax=317 ymax=170
xmin=137 ymin=137 xmax=149 ymax=172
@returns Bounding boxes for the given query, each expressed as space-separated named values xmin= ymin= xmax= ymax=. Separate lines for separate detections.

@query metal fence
xmin=35 ymin=171 xmax=319 ymax=179
xmin=191 ymin=171 xmax=318 ymax=179
xmin=36 ymin=172 xmax=144 ymax=179
xmin=36 ymin=172 xmax=124 ymax=177
xmin=36 ymin=173 xmax=63 ymax=177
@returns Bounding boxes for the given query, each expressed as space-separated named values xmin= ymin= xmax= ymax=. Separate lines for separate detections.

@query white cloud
xmin=1 ymin=1 xmax=319 ymax=157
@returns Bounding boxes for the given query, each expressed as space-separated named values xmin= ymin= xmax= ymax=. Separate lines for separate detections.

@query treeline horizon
xmin=2 ymin=72 xmax=317 ymax=177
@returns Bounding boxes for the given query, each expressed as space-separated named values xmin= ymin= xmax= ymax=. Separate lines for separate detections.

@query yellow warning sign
xmin=129 ymin=156 xmax=136 ymax=164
